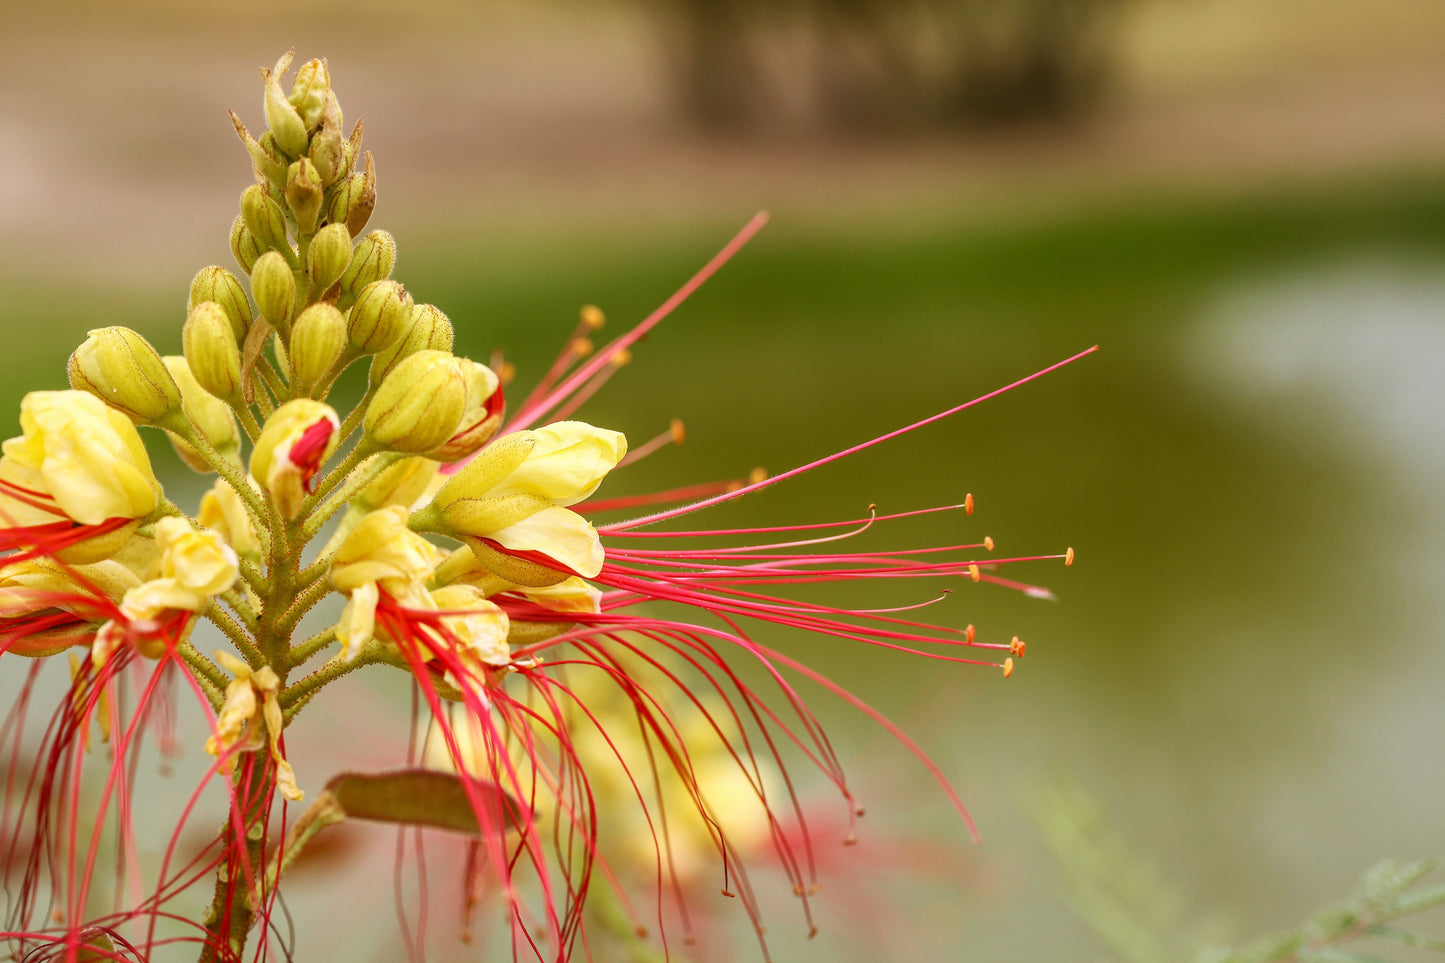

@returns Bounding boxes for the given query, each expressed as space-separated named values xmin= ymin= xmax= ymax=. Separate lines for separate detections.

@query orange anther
xmin=1065 ymin=546 xmax=1075 ymax=566
xmin=498 ymin=361 xmax=517 ymax=385
xmin=983 ymin=535 xmax=995 ymax=551
xmin=965 ymin=623 xmax=975 ymax=643
xmin=609 ymin=349 xmax=632 ymax=367
xmin=1010 ymin=636 xmax=1025 ymax=657
xmin=968 ymin=563 xmax=981 ymax=582
xmin=570 ymin=337 xmax=594 ymax=358
xmin=748 ymin=467 xmax=768 ymax=485
xmin=670 ymin=418 xmax=686 ymax=444
xmin=1002 ymin=657 xmax=1015 ymax=678
xmin=964 ymin=492 xmax=975 ymax=514
xmin=579 ymin=304 xmax=605 ymax=329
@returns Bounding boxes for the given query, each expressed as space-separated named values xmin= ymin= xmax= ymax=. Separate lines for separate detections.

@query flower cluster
xmin=0 ymin=51 xmax=1086 ymax=963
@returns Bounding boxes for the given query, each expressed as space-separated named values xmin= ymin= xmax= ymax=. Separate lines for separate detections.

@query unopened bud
xmin=241 ymin=184 xmax=290 ymax=253
xmin=230 ymin=215 xmax=263 ymax=274
xmin=327 ymin=152 xmax=375 ymax=237
xmin=289 ymin=58 xmax=333 ymax=131
xmin=347 ymin=279 xmax=412 ymax=355
xmin=251 ymin=399 xmax=341 ymax=519
xmin=289 ymin=303 xmax=347 ymax=397
xmin=355 ymin=455 xmax=439 ymax=512
xmin=369 ymin=302 xmax=453 ymax=388
xmin=182 ymin=302 xmax=244 ymax=401
xmin=229 ymin=110 xmax=286 ymax=187
xmin=188 ymin=266 xmax=252 ymax=344
xmin=365 ymin=350 xmax=469 ymax=454
xmin=68 ymin=327 xmax=181 ymax=425
xmin=250 ymin=251 xmax=296 ymax=333
xmin=308 ymin=93 xmax=346 ymax=185
xmin=285 ymin=158 xmax=324 ymax=235
xmin=337 ymin=229 xmax=395 ymax=310
xmin=306 ymin=222 xmax=352 ymax=294
xmin=262 ymin=50 xmax=309 ymax=158
xmin=162 ymin=356 xmax=241 ymax=471
xmin=429 ymin=361 xmax=504 ymax=461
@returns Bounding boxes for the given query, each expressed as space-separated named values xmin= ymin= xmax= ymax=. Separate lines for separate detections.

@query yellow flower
xmin=1 ymin=390 xmax=159 ymax=526
xmin=429 ymin=583 xmax=511 ymax=668
xmin=330 ymin=505 xmax=442 ymax=660
xmin=198 ymin=477 xmax=263 ymax=560
xmin=206 ymin=650 xmax=302 ymax=801
xmin=0 ymin=558 xmax=140 ymax=658
xmin=249 ymin=399 xmax=341 ymax=519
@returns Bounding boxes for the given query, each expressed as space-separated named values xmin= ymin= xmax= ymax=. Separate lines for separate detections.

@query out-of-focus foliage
xmin=1032 ymin=781 xmax=1445 ymax=963
xmin=650 ymin=0 xmax=1133 ymax=129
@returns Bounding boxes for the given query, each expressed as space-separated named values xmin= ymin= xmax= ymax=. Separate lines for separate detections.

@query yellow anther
xmin=965 ymin=623 xmax=975 ymax=643
xmin=964 ymin=492 xmax=974 ymax=515
xmin=983 ymin=535 xmax=995 ymax=551
xmin=968 ymin=563 xmax=980 ymax=582
xmin=608 ymin=349 xmax=632 ymax=367
xmin=1002 ymin=657 xmax=1015 ymax=678
xmin=498 ymin=360 xmax=517 ymax=385
xmin=1010 ymin=636 xmax=1026 ymax=657
xmin=670 ymin=418 xmax=686 ymax=445
xmin=579 ymin=304 xmax=605 ymax=330
xmin=748 ymin=466 xmax=768 ymax=485
xmin=570 ymin=337 xmax=594 ymax=358
xmin=1065 ymin=546 xmax=1075 ymax=566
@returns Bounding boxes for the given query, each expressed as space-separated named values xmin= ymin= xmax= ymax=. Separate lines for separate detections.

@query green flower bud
xmin=188 ymin=266 xmax=252 ymax=344
xmin=289 ymin=303 xmax=347 ymax=397
xmin=288 ymin=57 xmax=332 ymax=131
xmin=369 ymin=302 xmax=453 ymax=389
xmin=162 ymin=355 xmax=241 ymax=472
xmin=327 ymin=152 xmax=375 ymax=239
xmin=308 ymin=102 xmax=346 ymax=186
xmin=229 ymin=214 xmax=263 ymax=274
xmin=241 ymin=184 xmax=289 ymax=253
xmin=68 ymin=326 xmax=182 ymax=426
xmin=250 ymin=251 xmax=296 ymax=333
xmin=262 ymin=50 xmax=309 ymax=158
xmin=228 ymin=110 xmax=286 ymax=188
xmin=307 ymin=222 xmax=352 ymax=294
xmin=364 ymin=349 xmax=468 ymax=454
xmin=285 ymin=158 xmax=324 ymax=235
xmin=430 ymin=361 xmax=504 ymax=461
xmin=347 ymin=279 xmax=412 ymax=355
xmin=337 ymin=229 xmax=395 ymax=310
xmin=354 ymin=455 xmax=438 ymax=512
xmin=182 ymin=302 xmax=244 ymax=401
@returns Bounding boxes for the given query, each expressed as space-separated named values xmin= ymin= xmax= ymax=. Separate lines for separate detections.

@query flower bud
xmin=188 ymin=266 xmax=252 ymax=344
xmin=199 ymin=477 xmax=263 ymax=560
xmin=285 ymin=158 xmax=324 ymax=235
xmin=354 ymin=455 xmax=438 ymax=512
xmin=289 ymin=57 xmax=332 ymax=131
xmin=68 ymin=327 xmax=182 ymax=426
xmin=182 ymin=302 xmax=244 ymax=401
xmin=288 ymin=303 xmax=347 ymax=397
xmin=337 ymin=229 xmax=395 ymax=310
xmin=230 ymin=215 xmax=263 ymax=274
xmin=347 ymin=280 xmax=412 ymax=355
xmin=262 ymin=50 xmax=309 ymax=158
xmin=369 ymin=303 xmax=453 ymax=388
xmin=228 ymin=110 xmax=287 ymax=188
xmin=306 ymin=221 xmax=352 ymax=296
xmin=308 ymin=94 xmax=346 ymax=186
xmin=250 ymin=251 xmax=296 ymax=333
xmin=162 ymin=356 xmax=241 ymax=471
xmin=250 ymin=399 xmax=341 ymax=519
xmin=241 ymin=184 xmax=289 ymax=253
xmin=429 ymin=361 xmax=504 ymax=462
xmin=364 ymin=350 xmax=468 ymax=454
xmin=327 ymin=151 xmax=375 ymax=237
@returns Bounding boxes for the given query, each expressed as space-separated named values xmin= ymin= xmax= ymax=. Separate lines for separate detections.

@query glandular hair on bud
xmin=241 ymin=184 xmax=290 ymax=253
xmin=337 ymin=230 xmax=395 ymax=310
xmin=68 ymin=326 xmax=182 ymax=425
xmin=307 ymin=222 xmax=352 ymax=294
xmin=162 ymin=356 xmax=241 ymax=470
xmin=364 ymin=350 xmax=468 ymax=454
xmin=369 ymin=302 xmax=453 ymax=389
xmin=347 ymin=280 xmax=412 ymax=355
xmin=285 ymin=158 xmax=324 ymax=235
xmin=263 ymin=52 xmax=309 ymax=158
xmin=251 ymin=251 xmax=297 ymax=333
xmin=289 ymin=303 xmax=347 ymax=397
xmin=189 ymin=266 xmax=252 ymax=344
xmin=230 ymin=215 xmax=263 ymax=274
xmin=182 ymin=302 xmax=244 ymax=401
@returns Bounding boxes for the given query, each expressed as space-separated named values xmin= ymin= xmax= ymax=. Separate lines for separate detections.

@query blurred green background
xmin=4 ymin=0 xmax=1445 ymax=959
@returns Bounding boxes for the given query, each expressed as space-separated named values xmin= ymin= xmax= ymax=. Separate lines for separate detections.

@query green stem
xmin=204 ymin=599 xmax=264 ymax=668
xmin=174 ymin=643 xmax=227 ymax=711
xmin=280 ymin=644 xmax=385 ymax=723
xmin=256 ymin=357 xmax=288 ymax=410
xmin=164 ymin=414 xmax=268 ymax=542
xmin=334 ymin=382 xmax=377 ymax=448
xmin=304 ymin=440 xmax=380 ymax=515
xmin=288 ymin=627 xmax=337 ymax=669
xmin=235 ymin=404 xmax=263 ymax=443
xmin=299 ymin=505 xmax=364 ymax=578
xmin=301 ymin=451 xmax=401 ymax=542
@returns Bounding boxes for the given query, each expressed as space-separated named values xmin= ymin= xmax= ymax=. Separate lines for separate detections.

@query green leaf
xmin=325 ymin=768 xmax=526 ymax=836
